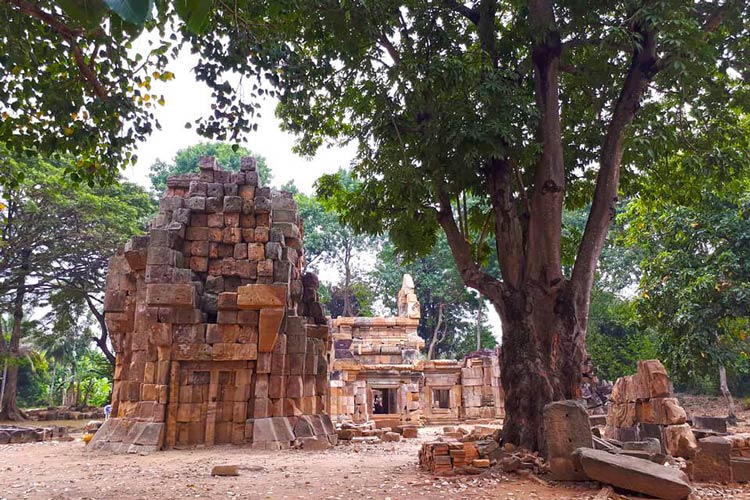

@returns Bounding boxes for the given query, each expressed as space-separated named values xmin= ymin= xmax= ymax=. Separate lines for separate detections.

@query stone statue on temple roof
xmin=397 ymin=273 xmax=421 ymax=319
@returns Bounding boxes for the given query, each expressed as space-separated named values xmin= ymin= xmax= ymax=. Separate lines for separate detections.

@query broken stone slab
xmin=573 ymin=448 xmax=692 ymax=500
xmin=616 ymin=449 xmax=667 ymax=465
xmin=622 ymin=438 xmax=662 ymax=454
xmin=543 ymin=400 xmax=592 ymax=481
xmin=592 ymin=436 xmax=619 ymax=453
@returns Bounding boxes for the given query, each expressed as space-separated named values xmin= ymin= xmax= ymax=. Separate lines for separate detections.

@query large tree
xmin=0 ymin=149 xmax=154 ymax=419
xmin=174 ymin=1 xmax=750 ymax=450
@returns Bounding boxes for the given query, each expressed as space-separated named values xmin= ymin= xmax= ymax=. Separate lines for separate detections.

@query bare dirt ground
xmin=3 ymin=396 xmax=750 ymax=500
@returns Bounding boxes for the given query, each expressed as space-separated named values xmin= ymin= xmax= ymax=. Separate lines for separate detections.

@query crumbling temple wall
xmin=328 ymin=275 xmax=504 ymax=425
xmin=605 ymin=359 xmax=697 ymax=458
xmin=90 ymin=156 xmax=334 ymax=453
xmin=460 ymin=350 xmax=504 ymax=420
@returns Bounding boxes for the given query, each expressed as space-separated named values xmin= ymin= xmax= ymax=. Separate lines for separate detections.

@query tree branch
xmin=443 ymin=0 xmax=479 ymax=25
xmin=572 ymin=24 xmax=660 ymax=308
xmin=435 ymin=189 xmax=506 ymax=309
xmin=525 ymin=0 xmax=565 ymax=285
xmin=5 ymin=0 xmax=109 ymax=101
xmin=654 ymin=0 xmax=740 ymax=72
xmin=487 ymin=158 xmax=525 ymax=289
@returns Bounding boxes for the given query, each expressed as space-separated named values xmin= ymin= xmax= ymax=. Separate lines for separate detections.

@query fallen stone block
xmin=693 ymin=416 xmax=728 ymax=434
xmin=573 ymin=448 xmax=691 ymax=500
xmin=211 ymin=465 xmax=239 ymax=476
xmin=472 ymin=459 xmax=490 ymax=468
xmin=383 ymin=432 xmax=401 ymax=442
xmin=663 ymin=423 xmax=698 ymax=459
xmin=296 ymin=436 xmax=330 ymax=451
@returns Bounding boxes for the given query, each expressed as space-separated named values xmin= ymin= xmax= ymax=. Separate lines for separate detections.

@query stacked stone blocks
xmin=91 ymin=156 xmax=333 ymax=453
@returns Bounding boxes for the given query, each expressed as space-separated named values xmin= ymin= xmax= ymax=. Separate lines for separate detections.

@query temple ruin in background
xmin=329 ymin=275 xmax=504 ymax=426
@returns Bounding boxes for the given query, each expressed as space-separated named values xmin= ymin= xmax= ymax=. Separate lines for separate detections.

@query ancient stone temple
xmin=328 ymin=275 xmax=504 ymax=425
xmin=90 ymin=156 xmax=334 ymax=453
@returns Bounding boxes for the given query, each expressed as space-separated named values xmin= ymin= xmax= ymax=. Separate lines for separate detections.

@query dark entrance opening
xmin=433 ymin=388 xmax=450 ymax=409
xmin=372 ymin=388 xmax=396 ymax=414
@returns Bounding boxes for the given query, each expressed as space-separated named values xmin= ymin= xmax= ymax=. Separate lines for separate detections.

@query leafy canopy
xmin=1 ymin=0 xmax=268 ymax=187
xmin=624 ymin=190 xmax=750 ymax=384
xmin=166 ymin=1 xmax=750 ymax=263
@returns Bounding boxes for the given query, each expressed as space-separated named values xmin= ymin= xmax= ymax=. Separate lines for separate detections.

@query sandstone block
xmin=637 ymin=359 xmax=673 ymax=398
xmin=146 ymin=284 xmax=196 ymax=308
xmin=693 ymin=436 xmax=731 ymax=483
xmin=237 ymin=284 xmax=287 ymax=309
xmin=544 ymin=400 xmax=592 ymax=481
xmin=663 ymin=423 xmax=698 ymax=459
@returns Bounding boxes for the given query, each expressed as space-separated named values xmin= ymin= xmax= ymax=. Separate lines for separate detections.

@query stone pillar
xmin=543 ymin=400 xmax=593 ymax=480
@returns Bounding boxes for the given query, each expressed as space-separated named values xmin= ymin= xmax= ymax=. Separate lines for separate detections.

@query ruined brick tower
xmin=90 ymin=156 xmax=334 ymax=452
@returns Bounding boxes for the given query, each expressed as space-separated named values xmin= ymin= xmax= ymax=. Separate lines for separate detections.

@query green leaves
xmin=103 ymin=0 xmax=153 ymax=25
xmin=57 ymin=0 xmax=107 ymax=28
xmin=174 ymin=0 xmax=214 ymax=34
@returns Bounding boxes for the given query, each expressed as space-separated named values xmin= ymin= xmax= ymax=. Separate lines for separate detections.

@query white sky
xmin=121 ymin=50 xmax=357 ymax=195
xmin=121 ymin=50 xmax=503 ymax=342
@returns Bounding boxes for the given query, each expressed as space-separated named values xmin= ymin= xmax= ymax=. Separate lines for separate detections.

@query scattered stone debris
xmin=23 ymin=406 xmax=104 ymax=421
xmin=0 ymin=424 xmax=68 ymax=444
xmin=605 ymin=359 xmax=697 ymax=458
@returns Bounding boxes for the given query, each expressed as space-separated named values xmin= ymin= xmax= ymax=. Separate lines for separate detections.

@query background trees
xmin=217 ymin=1 xmax=749 ymax=450
xmin=0 ymin=149 xmax=154 ymax=419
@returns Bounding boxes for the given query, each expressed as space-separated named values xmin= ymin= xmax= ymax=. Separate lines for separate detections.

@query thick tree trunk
xmin=0 ymin=248 xmax=30 ymax=421
xmin=719 ymin=365 xmax=737 ymax=424
xmin=427 ymin=303 xmax=445 ymax=360
xmin=496 ymin=283 xmax=587 ymax=451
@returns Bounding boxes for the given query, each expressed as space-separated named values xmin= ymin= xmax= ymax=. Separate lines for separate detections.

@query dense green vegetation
xmin=1 ymin=150 xmax=155 ymax=418
xmin=149 ymin=142 xmax=272 ymax=193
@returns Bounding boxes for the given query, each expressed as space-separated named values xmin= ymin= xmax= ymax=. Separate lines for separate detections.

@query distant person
xmin=104 ymin=404 xmax=112 ymax=420
xmin=374 ymin=394 xmax=383 ymax=414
